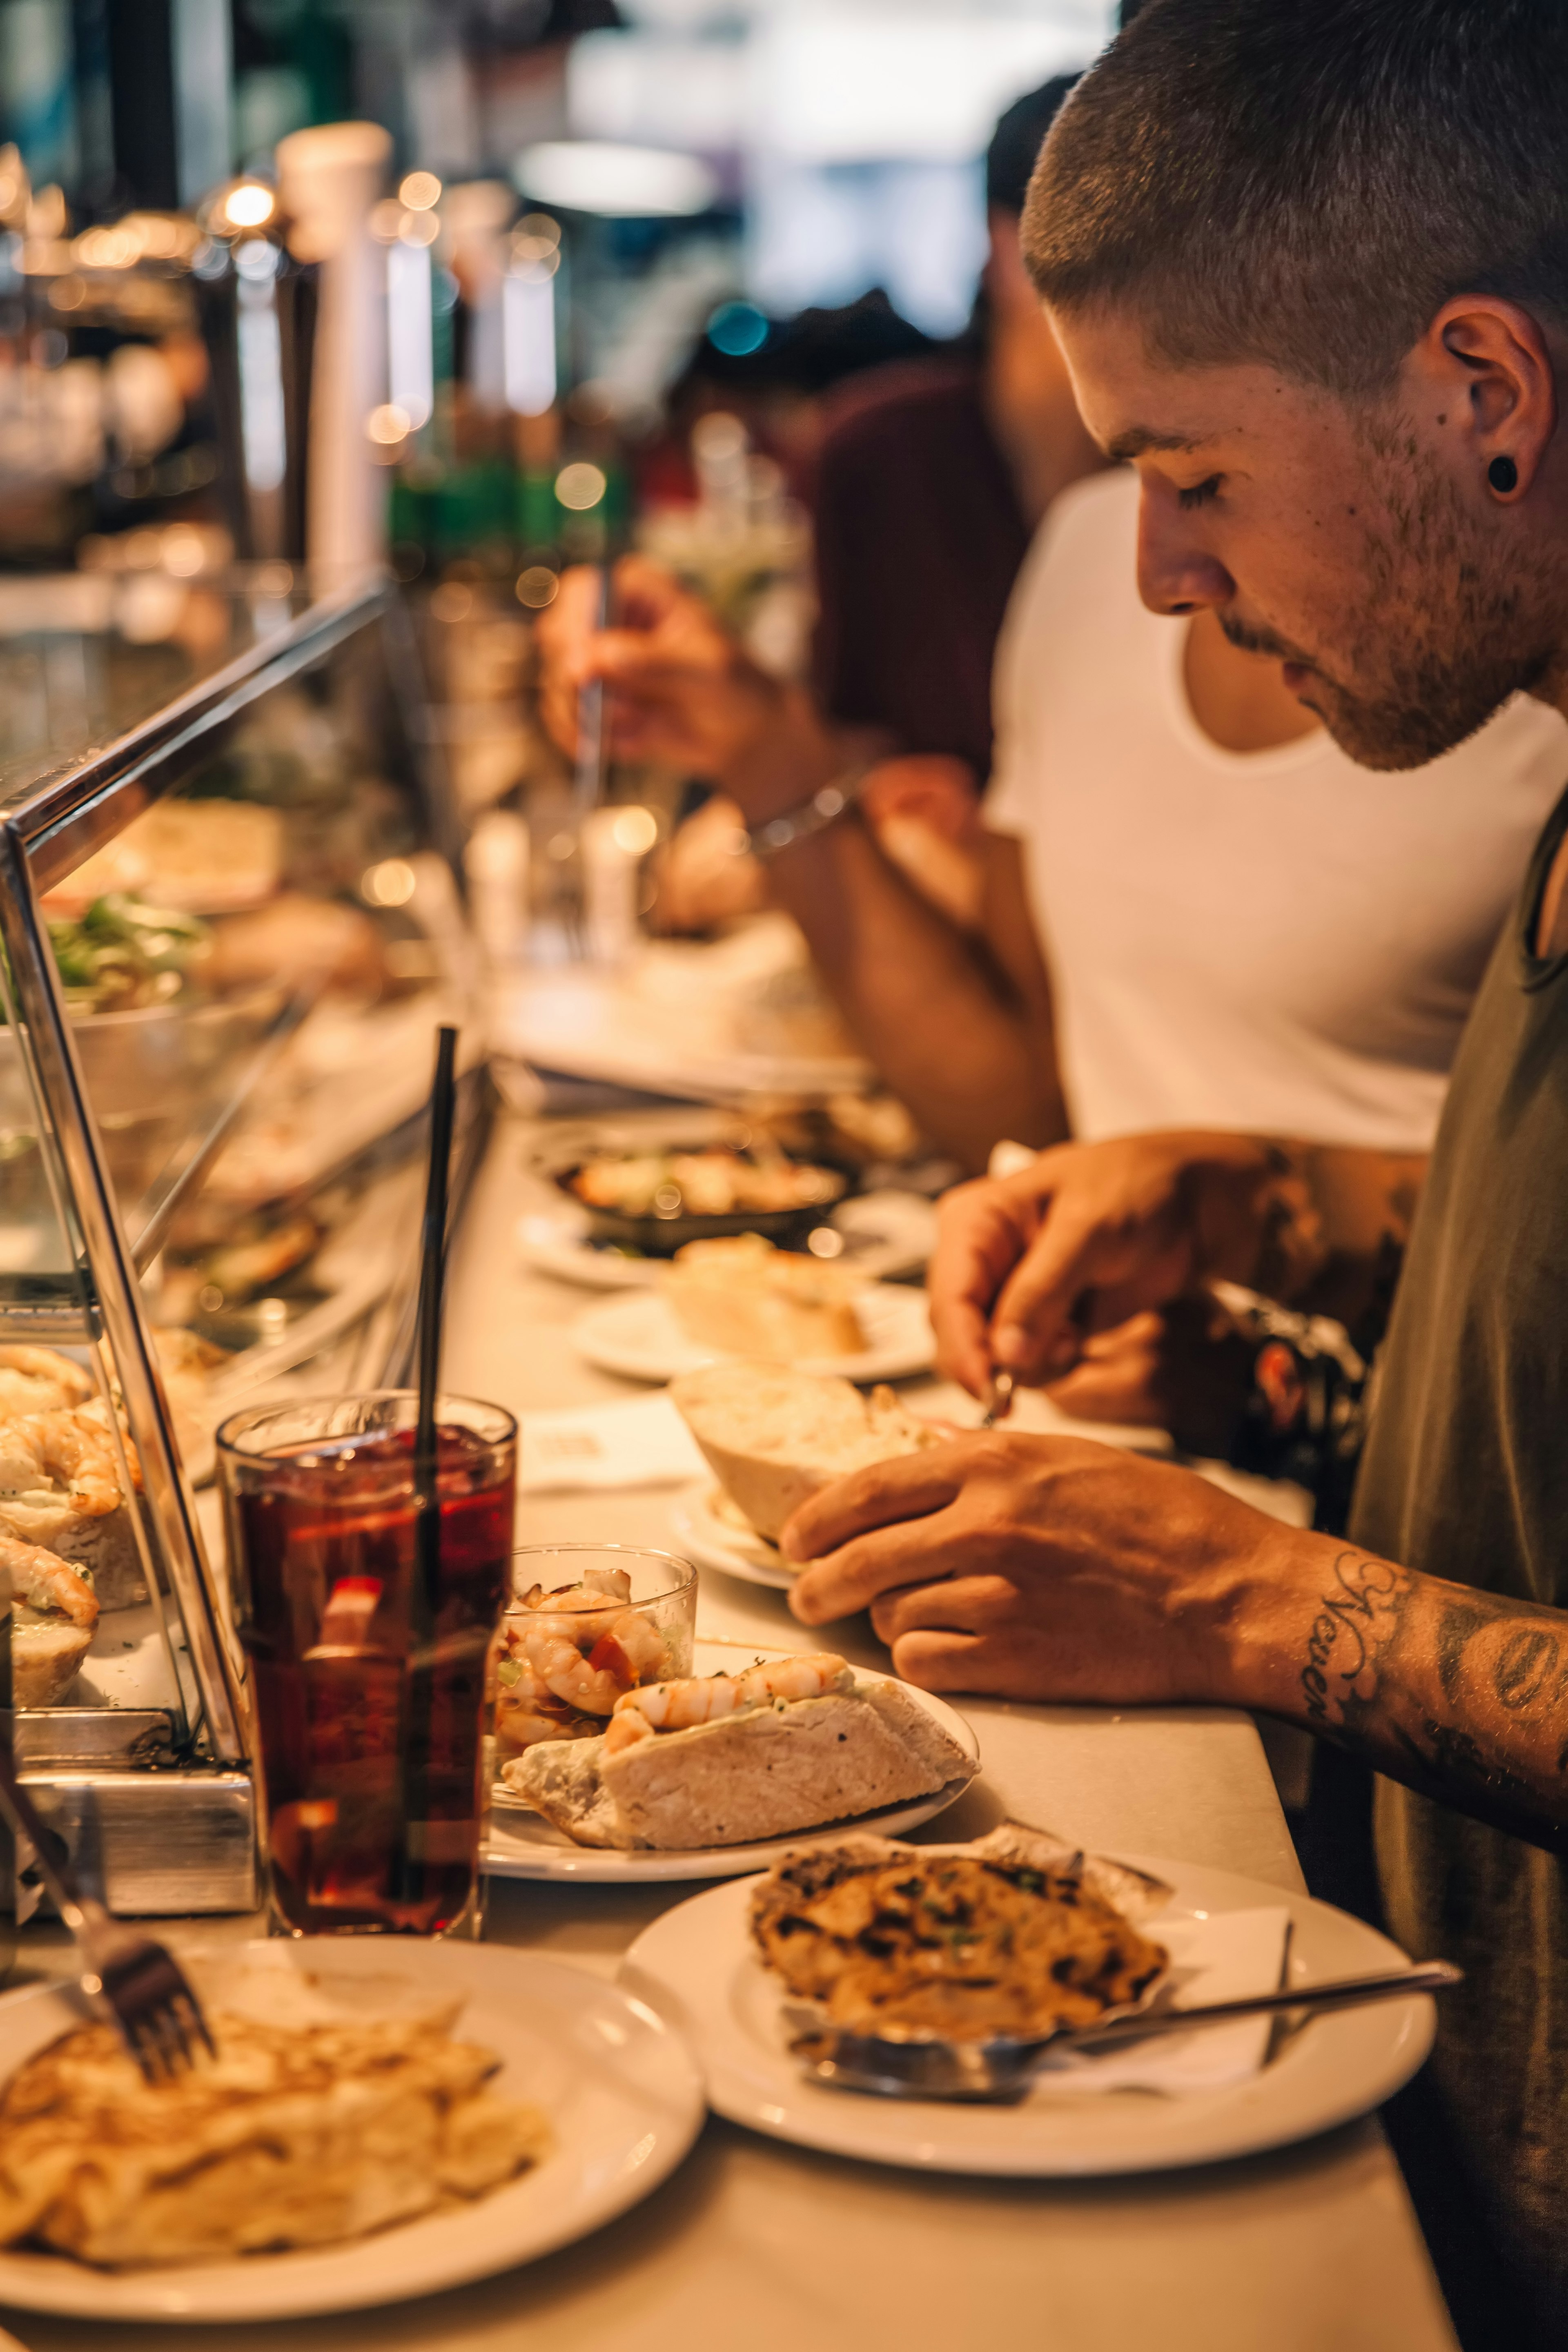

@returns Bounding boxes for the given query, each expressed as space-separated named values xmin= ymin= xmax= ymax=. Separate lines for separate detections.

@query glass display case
xmin=0 ymin=577 xmax=485 ymax=1912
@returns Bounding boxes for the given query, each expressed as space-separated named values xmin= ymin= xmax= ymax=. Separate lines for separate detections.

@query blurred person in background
xmin=540 ymin=74 xmax=1103 ymax=942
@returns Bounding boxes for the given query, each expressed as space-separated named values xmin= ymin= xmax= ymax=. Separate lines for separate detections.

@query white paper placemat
xmin=520 ymin=1393 xmax=707 ymax=1493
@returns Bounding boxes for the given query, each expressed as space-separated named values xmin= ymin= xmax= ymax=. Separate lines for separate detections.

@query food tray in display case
xmin=0 ymin=577 xmax=488 ymax=1914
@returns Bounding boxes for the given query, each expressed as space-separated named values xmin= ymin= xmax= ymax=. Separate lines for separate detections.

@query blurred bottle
xmin=463 ymin=807 xmax=530 ymax=968
xmin=193 ymin=177 xmax=316 ymax=563
xmin=275 ymin=121 xmax=392 ymax=581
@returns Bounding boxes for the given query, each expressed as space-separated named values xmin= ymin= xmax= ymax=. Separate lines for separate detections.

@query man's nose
xmin=1136 ymin=489 xmax=1235 ymax=617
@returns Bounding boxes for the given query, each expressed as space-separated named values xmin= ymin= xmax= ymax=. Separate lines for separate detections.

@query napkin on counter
xmin=1033 ymin=1906 xmax=1291 ymax=2096
xmin=520 ymin=1393 xmax=707 ymax=1494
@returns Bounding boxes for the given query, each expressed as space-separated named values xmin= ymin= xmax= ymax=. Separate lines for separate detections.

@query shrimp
xmin=0 ymin=1409 xmax=131 ymax=1517
xmin=493 ymin=1651 xmax=599 ymax=1755
xmin=515 ymin=1614 xmax=630 ymax=1715
xmin=0 ymin=1348 xmax=93 ymax=1417
xmin=515 ymin=1566 xmax=633 ymax=1616
xmin=735 ymin=1653 xmax=854 ymax=1707
xmin=604 ymin=1652 xmax=852 ymax=1750
xmin=0 ymin=1530 xmax=98 ymax=1628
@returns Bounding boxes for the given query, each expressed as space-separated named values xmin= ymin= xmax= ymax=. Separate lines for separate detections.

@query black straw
xmin=399 ymin=1024 xmax=458 ymax=1914
xmin=413 ymin=1024 xmax=459 ymax=1597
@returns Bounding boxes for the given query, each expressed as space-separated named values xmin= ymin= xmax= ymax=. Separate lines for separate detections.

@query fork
xmin=789 ymin=1958 xmax=1462 ymax=2102
xmin=0 ymin=1741 xmax=213 ymax=2081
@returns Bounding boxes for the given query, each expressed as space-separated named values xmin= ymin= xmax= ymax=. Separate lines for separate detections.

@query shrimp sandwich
xmin=502 ymin=1653 xmax=972 ymax=1851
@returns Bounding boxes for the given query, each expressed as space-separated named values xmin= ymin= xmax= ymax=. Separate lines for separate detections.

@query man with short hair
xmin=778 ymin=4 xmax=1568 ymax=2336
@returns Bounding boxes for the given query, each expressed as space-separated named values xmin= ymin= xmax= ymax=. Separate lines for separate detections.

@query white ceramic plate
xmin=517 ymin=1190 xmax=938 ymax=1294
xmin=570 ymin=1284 xmax=934 ymax=1386
xmin=0 ymin=1938 xmax=703 ymax=2323
xmin=485 ymin=1639 xmax=979 ymax=1883
xmin=621 ymin=1853 xmax=1436 ymax=2177
xmin=668 ymin=1483 xmax=795 ymax=1592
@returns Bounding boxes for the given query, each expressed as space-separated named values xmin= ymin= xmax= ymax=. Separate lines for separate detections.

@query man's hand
xmin=928 ymin=1133 xmax=1325 ymax=1397
xmin=781 ymin=1430 xmax=1293 ymax=1701
xmin=781 ymin=1428 xmax=1568 ymax=1855
xmin=1042 ymin=1296 xmax=1257 ymax=1457
xmin=534 ymin=554 xmax=831 ymax=803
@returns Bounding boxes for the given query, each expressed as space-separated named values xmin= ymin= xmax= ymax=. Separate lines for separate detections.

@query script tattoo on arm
xmin=1299 ymin=1550 xmax=1414 ymax=1730
xmin=1290 ymin=1555 xmax=1568 ymax=1851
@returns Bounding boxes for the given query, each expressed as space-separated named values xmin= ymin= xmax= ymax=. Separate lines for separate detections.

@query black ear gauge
xmin=1488 ymin=454 xmax=1520 ymax=494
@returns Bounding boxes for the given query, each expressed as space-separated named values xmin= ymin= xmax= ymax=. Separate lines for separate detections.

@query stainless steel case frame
xmin=0 ymin=579 xmax=454 ymax=1913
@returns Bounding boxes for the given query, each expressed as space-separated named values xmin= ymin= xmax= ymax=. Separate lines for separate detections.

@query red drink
xmin=219 ymin=1399 xmax=516 ymax=1936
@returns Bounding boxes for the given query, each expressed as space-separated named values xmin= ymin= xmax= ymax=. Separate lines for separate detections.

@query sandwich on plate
xmin=670 ymin=1361 xmax=942 ymax=1545
xmin=501 ymin=1651 xmax=973 ymax=1851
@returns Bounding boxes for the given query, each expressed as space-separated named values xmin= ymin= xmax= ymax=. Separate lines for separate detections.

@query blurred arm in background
xmin=535 ymin=553 xmax=1067 ymax=1172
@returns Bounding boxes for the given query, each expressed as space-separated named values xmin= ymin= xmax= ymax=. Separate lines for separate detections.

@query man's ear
xmin=1412 ymin=296 xmax=1558 ymax=498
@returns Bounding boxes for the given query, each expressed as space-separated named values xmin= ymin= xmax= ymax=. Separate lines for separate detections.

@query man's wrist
xmin=1198 ymin=1524 xmax=1337 ymax=1717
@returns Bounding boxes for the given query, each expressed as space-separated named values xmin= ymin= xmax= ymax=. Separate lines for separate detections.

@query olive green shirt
xmin=1352 ymin=780 xmax=1568 ymax=2330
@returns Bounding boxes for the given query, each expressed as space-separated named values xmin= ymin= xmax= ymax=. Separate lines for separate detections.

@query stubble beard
xmin=1227 ymin=414 xmax=1562 ymax=773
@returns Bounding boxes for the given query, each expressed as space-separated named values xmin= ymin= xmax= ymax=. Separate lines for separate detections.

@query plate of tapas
xmin=484 ymin=1637 xmax=979 ymax=1884
xmin=621 ymin=1826 xmax=1439 ymax=2176
xmin=569 ymin=1239 xmax=934 ymax=1385
xmin=0 ymin=1937 xmax=702 ymax=2322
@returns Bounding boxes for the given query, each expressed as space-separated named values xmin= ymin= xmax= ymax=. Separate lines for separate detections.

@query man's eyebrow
xmin=1102 ymin=426 xmax=1212 ymax=462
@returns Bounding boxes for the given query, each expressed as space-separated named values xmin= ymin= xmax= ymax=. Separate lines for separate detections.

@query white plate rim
xmin=0 ymin=1940 xmax=704 ymax=2323
xmin=668 ymin=1485 xmax=795 ymax=1592
xmin=484 ymin=1646 xmax=980 ymax=1883
xmin=619 ymin=1853 xmax=1435 ymax=2176
xmin=569 ymin=1285 xmax=934 ymax=1386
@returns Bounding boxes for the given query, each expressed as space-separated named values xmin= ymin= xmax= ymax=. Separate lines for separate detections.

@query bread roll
xmin=670 ymin=1361 xmax=940 ymax=1542
xmin=662 ymin=1236 xmax=867 ymax=1362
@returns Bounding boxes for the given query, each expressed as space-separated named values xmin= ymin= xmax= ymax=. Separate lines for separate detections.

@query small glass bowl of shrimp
xmin=490 ymin=1544 xmax=698 ymax=1772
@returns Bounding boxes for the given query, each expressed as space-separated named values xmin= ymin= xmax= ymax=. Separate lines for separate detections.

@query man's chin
xmin=1310 ymin=686 xmax=1494 ymax=774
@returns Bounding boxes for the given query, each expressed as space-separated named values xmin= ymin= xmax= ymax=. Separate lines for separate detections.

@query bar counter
xmin=5 ymin=1111 xmax=1457 ymax=2352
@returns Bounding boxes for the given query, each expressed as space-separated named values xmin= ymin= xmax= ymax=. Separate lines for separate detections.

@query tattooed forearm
xmin=1285 ymin=1557 xmax=1568 ymax=1853
xmin=1299 ymin=1550 xmax=1414 ymax=1729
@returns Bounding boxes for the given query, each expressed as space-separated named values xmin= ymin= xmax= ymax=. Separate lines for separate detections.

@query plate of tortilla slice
xmin=484 ymin=1639 xmax=980 ymax=1883
xmin=0 ymin=1937 xmax=702 ymax=2323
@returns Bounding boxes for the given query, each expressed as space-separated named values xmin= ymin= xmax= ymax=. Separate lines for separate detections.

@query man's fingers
xmin=886 ymin=1628 xmax=1005 ymax=1695
xmin=787 ymin=1503 xmax=972 ymax=1627
xmin=869 ymin=1574 xmax=1016 ymax=1646
xmin=780 ymin=1454 xmax=963 ymax=1564
xmin=928 ymin=1183 xmax=1042 ymax=1396
xmin=989 ymin=1212 xmax=1107 ymax=1374
xmin=1043 ymin=1349 xmax=1166 ymax=1427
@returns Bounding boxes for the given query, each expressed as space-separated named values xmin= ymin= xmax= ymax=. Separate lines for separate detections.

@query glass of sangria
xmin=217 ymin=1391 xmax=517 ymax=1938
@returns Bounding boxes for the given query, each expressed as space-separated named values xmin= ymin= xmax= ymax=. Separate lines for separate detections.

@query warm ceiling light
xmin=399 ymin=171 xmax=441 ymax=212
xmin=223 ymin=182 xmax=275 ymax=230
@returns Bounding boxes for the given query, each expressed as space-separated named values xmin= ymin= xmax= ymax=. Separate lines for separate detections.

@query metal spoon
xmin=789 ymin=1959 xmax=1462 ymax=2103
